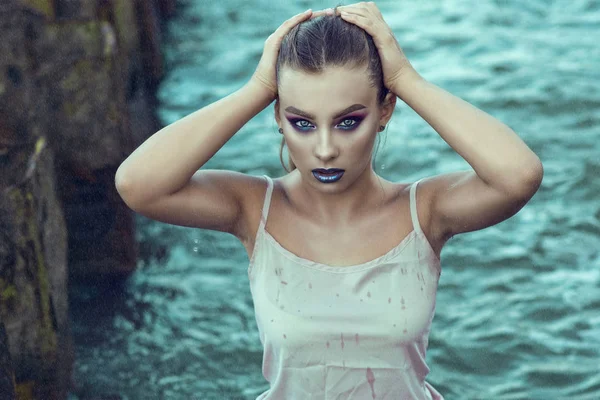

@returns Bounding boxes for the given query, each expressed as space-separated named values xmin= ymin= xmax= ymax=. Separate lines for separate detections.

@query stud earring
xmin=378 ymin=125 xmax=385 ymax=132
xmin=278 ymin=128 xmax=283 ymax=134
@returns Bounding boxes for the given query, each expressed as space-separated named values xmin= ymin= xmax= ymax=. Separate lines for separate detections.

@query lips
xmin=313 ymin=168 xmax=345 ymax=174
xmin=312 ymin=169 xmax=344 ymax=183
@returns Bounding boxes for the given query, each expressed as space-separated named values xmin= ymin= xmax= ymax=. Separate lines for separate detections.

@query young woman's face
xmin=276 ymin=65 xmax=394 ymax=191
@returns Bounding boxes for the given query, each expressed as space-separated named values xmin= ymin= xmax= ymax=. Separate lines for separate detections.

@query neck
xmin=290 ymin=166 xmax=386 ymax=226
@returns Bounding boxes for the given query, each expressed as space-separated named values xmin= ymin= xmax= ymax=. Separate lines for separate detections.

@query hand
xmin=251 ymin=9 xmax=313 ymax=101
xmin=331 ymin=2 xmax=418 ymax=93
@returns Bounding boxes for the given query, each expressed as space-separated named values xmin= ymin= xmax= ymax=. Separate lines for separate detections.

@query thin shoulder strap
xmin=260 ymin=175 xmax=274 ymax=226
xmin=409 ymin=178 xmax=425 ymax=235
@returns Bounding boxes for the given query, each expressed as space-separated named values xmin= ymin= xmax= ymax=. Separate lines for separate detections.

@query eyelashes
xmin=287 ymin=116 xmax=364 ymax=132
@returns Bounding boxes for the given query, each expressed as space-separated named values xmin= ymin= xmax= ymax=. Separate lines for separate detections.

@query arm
xmin=337 ymin=3 xmax=543 ymax=241
xmin=116 ymin=7 xmax=316 ymax=204
xmin=394 ymin=70 xmax=543 ymax=239
xmin=114 ymin=80 xmax=273 ymax=238
xmin=115 ymin=79 xmax=273 ymax=206
xmin=115 ymin=9 xmax=315 ymax=239
xmin=392 ymin=70 xmax=543 ymax=196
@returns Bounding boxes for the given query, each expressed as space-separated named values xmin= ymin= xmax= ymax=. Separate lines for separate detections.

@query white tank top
xmin=248 ymin=175 xmax=444 ymax=399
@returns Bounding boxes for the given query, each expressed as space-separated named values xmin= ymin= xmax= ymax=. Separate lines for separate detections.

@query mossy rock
xmin=0 ymin=320 xmax=16 ymax=400
xmin=0 ymin=137 xmax=70 ymax=399
xmin=19 ymin=0 xmax=54 ymax=19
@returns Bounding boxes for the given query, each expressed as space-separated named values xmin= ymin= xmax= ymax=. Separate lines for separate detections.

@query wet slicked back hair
xmin=276 ymin=12 xmax=389 ymax=173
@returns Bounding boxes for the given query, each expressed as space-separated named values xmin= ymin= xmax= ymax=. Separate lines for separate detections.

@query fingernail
xmin=304 ymin=9 xmax=312 ymax=13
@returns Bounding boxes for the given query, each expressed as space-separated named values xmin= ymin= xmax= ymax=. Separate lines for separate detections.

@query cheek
xmin=283 ymin=136 xmax=303 ymax=161
xmin=351 ymin=132 xmax=378 ymax=154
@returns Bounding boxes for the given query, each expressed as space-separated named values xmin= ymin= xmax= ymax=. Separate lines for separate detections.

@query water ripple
xmin=69 ymin=0 xmax=600 ymax=399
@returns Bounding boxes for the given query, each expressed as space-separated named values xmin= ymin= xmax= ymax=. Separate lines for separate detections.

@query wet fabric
xmin=248 ymin=175 xmax=444 ymax=400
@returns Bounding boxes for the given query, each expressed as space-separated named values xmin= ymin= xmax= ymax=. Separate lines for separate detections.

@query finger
xmin=293 ymin=9 xmax=312 ymax=17
xmin=336 ymin=8 xmax=373 ymax=22
xmin=339 ymin=12 xmax=373 ymax=32
xmin=310 ymin=8 xmax=334 ymax=18
xmin=293 ymin=9 xmax=313 ymax=19
xmin=365 ymin=2 xmax=384 ymax=17
xmin=338 ymin=9 xmax=367 ymax=18
xmin=336 ymin=4 xmax=370 ymax=15
xmin=339 ymin=10 xmax=368 ymax=21
xmin=287 ymin=9 xmax=312 ymax=24
xmin=274 ymin=9 xmax=312 ymax=35
xmin=281 ymin=9 xmax=312 ymax=27
xmin=290 ymin=8 xmax=312 ymax=26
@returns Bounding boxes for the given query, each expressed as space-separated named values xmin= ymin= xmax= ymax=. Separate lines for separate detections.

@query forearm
xmin=393 ymin=70 xmax=542 ymax=195
xmin=115 ymin=79 xmax=273 ymax=203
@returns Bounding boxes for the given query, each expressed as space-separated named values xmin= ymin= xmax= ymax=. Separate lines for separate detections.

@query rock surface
xmin=0 ymin=0 xmax=174 ymax=398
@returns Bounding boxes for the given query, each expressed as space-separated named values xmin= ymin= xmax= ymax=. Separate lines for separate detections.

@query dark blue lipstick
xmin=312 ymin=168 xmax=345 ymax=183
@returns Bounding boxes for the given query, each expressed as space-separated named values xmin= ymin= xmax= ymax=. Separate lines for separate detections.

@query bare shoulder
xmin=401 ymin=174 xmax=461 ymax=255
xmin=226 ymin=171 xmax=270 ymax=243
xmin=417 ymin=168 xmax=540 ymax=241
xmin=198 ymin=170 xmax=268 ymax=243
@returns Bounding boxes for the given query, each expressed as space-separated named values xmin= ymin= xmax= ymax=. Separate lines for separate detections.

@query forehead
xmin=278 ymin=66 xmax=377 ymax=112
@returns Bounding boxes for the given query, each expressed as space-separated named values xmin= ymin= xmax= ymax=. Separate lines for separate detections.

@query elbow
xmin=114 ymin=167 xmax=139 ymax=209
xmin=114 ymin=166 xmax=129 ymax=196
xmin=114 ymin=167 xmax=125 ymax=192
xmin=516 ymin=157 xmax=544 ymax=199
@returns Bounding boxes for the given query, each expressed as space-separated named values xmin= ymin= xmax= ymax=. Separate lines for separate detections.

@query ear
xmin=380 ymin=91 xmax=396 ymax=126
xmin=274 ymin=98 xmax=281 ymax=126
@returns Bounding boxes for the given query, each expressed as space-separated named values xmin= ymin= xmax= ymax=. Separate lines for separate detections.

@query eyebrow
xmin=284 ymin=104 xmax=367 ymax=120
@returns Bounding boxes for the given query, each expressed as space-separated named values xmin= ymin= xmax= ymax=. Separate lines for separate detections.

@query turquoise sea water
xmin=69 ymin=0 xmax=600 ymax=399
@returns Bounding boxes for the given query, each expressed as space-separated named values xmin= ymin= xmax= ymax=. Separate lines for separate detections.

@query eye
xmin=337 ymin=117 xmax=363 ymax=130
xmin=290 ymin=119 xmax=315 ymax=131
xmin=287 ymin=116 xmax=364 ymax=132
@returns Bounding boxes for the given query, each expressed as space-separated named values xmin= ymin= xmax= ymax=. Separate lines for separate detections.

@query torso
xmin=240 ymin=175 xmax=446 ymax=267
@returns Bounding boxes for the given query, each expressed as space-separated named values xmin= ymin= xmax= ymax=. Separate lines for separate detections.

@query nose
xmin=313 ymin=130 xmax=339 ymax=161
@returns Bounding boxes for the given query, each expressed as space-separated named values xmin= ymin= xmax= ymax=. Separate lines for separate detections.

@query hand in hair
xmin=251 ymin=9 xmax=313 ymax=101
xmin=333 ymin=2 xmax=417 ymax=93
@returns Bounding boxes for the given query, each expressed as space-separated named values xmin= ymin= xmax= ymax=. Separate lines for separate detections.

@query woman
xmin=116 ymin=3 xmax=543 ymax=399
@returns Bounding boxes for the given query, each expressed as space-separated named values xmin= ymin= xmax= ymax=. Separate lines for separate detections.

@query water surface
xmin=69 ymin=0 xmax=600 ymax=399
